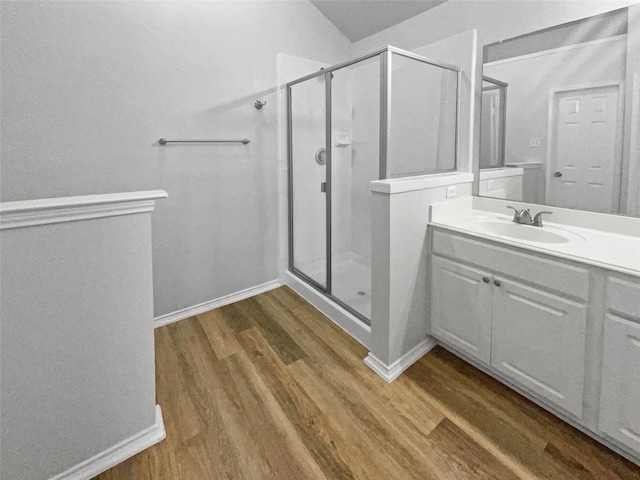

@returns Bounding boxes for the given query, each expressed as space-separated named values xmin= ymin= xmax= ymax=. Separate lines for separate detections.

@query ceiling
xmin=310 ymin=0 xmax=447 ymax=42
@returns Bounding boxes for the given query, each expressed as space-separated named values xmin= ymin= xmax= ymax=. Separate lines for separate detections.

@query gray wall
xmin=0 ymin=206 xmax=158 ymax=480
xmin=0 ymin=1 xmax=352 ymax=317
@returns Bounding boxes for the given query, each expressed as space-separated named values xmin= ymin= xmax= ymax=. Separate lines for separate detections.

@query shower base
xmin=297 ymin=257 xmax=372 ymax=320
xmin=331 ymin=260 xmax=371 ymax=319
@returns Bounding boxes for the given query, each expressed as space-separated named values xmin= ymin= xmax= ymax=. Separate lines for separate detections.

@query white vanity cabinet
xmin=598 ymin=277 xmax=640 ymax=453
xmin=491 ymin=277 xmax=587 ymax=417
xmin=430 ymin=256 xmax=492 ymax=363
xmin=429 ymin=229 xmax=589 ymax=417
xmin=428 ymin=227 xmax=640 ymax=464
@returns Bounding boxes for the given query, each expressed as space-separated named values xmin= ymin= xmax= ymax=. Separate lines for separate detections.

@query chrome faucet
xmin=507 ymin=206 xmax=533 ymax=225
xmin=507 ymin=206 xmax=553 ymax=227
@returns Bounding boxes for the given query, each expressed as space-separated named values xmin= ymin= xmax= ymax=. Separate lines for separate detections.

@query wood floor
xmin=95 ymin=286 xmax=640 ymax=479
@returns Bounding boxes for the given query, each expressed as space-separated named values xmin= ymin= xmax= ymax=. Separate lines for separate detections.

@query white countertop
xmin=430 ymin=197 xmax=640 ymax=277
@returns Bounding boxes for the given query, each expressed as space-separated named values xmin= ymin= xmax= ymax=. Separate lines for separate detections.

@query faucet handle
xmin=533 ymin=211 xmax=553 ymax=227
xmin=507 ymin=205 xmax=527 ymax=223
xmin=507 ymin=205 xmax=529 ymax=213
xmin=506 ymin=205 xmax=524 ymax=216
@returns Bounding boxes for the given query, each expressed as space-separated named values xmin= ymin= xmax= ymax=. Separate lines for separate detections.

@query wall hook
xmin=254 ymin=100 xmax=267 ymax=110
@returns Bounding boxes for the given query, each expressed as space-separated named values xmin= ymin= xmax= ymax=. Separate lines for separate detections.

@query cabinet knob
xmin=494 ymin=279 xmax=501 ymax=287
xmin=482 ymin=276 xmax=490 ymax=283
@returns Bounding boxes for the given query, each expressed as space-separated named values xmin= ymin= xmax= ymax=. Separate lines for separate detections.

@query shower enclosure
xmin=287 ymin=46 xmax=460 ymax=325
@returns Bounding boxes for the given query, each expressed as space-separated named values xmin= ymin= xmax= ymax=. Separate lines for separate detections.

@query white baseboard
xmin=154 ymin=280 xmax=281 ymax=328
xmin=50 ymin=404 xmax=166 ymax=480
xmin=364 ymin=337 xmax=437 ymax=383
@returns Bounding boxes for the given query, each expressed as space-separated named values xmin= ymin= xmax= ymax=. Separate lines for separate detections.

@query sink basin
xmin=472 ymin=220 xmax=583 ymax=244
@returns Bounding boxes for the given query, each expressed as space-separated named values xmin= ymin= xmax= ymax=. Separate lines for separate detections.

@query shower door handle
xmin=320 ymin=182 xmax=326 ymax=193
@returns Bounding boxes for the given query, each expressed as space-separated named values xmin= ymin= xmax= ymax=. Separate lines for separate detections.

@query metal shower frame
xmin=286 ymin=45 xmax=461 ymax=325
xmin=480 ymin=75 xmax=508 ymax=169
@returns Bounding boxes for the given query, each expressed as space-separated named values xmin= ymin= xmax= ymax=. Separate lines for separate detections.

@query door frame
xmin=545 ymin=81 xmax=625 ymax=213
xmin=626 ymin=72 xmax=640 ymax=215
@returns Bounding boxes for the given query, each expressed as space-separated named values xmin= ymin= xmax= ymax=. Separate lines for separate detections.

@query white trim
xmin=479 ymin=167 xmax=524 ymax=180
xmin=370 ymin=172 xmax=474 ymax=194
xmin=49 ymin=405 xmax=166 ymax=480
xmin=505 ymin=162 xmax=542 ymax=170
xmin=286 ymin=271 xmax=370 ymax=348
xmin=547 ymin=80 xmax=624 ymax=95
xmin=485 ymin=35 xmax=626 ymax=68
xmin=154 ymin=280 xmax=281 ymax=328
xmin=0 ymin=190 xmax=168 ymax=230
xmin=364 ymin=337 xmax=437 ymax=383
xmin=467 ymin=30 xmax=479 ymax=175
xmin=627 ymin=72 xmax=640 ymax=216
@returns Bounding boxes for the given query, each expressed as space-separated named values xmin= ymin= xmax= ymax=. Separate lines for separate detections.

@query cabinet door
xmin=598 ymin=314 xmax=640 ymax=453
xmin=491 ymin=279 xmax=587 ymax=418
xmin=429 ymin=256 xmax=492 ymax=364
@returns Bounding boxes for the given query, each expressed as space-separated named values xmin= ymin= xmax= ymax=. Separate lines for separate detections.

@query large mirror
xmin=478 ymin=5 xmax=640 ymax=217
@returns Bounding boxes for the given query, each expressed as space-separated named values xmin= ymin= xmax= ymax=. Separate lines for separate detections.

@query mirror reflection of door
xmin=478 ymin=6 xmax=639 ymax=217
xmin=548 ymin=83 xmax=622 ymax=213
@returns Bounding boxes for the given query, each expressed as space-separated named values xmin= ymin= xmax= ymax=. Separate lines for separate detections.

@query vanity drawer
xmin=431 ymin=229 xmax=590 ymax=300
xmin=606 ymin=276 xmax=640 ymax=320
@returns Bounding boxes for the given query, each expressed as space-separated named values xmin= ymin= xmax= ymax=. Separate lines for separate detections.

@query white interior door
xmin=548 ymin=84 xmax=621 ymax=213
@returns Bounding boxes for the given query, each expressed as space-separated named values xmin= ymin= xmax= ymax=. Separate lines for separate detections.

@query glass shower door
xmin=330 ymin=58 xmax=380 ymax=320
xmin=289 ymin=76 xmax=328 ymax=289
xmin=288 ymin=46 xmax=460 ymax=326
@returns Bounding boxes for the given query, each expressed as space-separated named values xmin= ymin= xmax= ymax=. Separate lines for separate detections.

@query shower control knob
xmin=482 ymin=276 xmax=490 ymax=283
